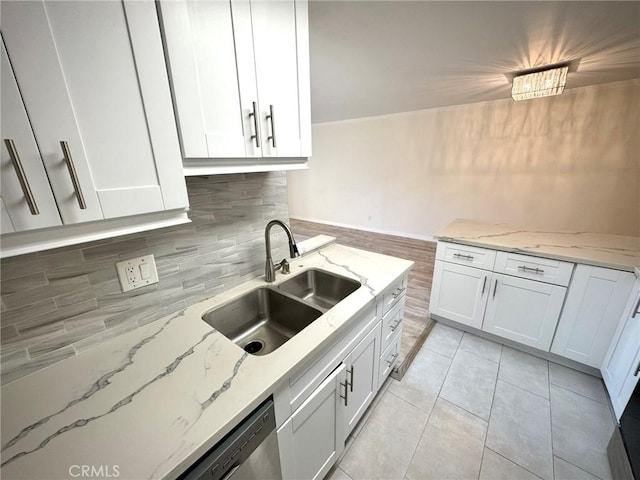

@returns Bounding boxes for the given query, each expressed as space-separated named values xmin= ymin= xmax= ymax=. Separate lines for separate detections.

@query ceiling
xmin=308 ymin=1 xmax=640 ymax=123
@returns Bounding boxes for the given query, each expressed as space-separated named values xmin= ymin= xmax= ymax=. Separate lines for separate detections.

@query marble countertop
xmin=0 ymin=241 xmax=413 ymax=480
xmin=435 ymin=219 xmax=640 ymax=273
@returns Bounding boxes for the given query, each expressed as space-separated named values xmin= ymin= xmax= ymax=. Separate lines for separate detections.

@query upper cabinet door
xmin=158 ymin=0 xmax=259 ymax=159
xmin=251 ymin=0 xmax=306 ymax=158
xmin=1 ymin=39 xmax=63 ymax=232
xmin=1 ymin=1 xmax=187 ymax=222
xmin=159 ymin=0 xmax=311 ymax=168
xmin=1 ymin=1 xmax=103 ymax=224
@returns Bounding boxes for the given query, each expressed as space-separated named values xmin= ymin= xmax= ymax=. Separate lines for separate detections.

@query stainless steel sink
xmin=201 ymin=287 xmax=322 ymax=355
xmin=277 ymin=269 xmax=361 ymax=311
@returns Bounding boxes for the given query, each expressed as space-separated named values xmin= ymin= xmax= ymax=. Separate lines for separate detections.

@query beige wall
xmin=288 ymin=79 xmax=640 ymax=238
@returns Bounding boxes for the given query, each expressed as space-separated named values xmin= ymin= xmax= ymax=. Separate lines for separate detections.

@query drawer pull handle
xmin=635 ymin=360 xmax=640 ymax=377
xmin=493 ymin=279 xmax=498 ymax=299
xmin=249 ymin=101 xmax=260 ymax=148
xmin=386 ymin=352 xmax=398 ymax=366
xmin=4 ymin=139 xmax=39 ymax=215
xmin=390 ymin=318 xmax=402 ymax=331
xmin=347 ymin=366 xmax=354 ymax=392
xmin=392 ymin=287 xmax=406 ymax=299
xmin=266 ymin=104 xmax=276 ymax=148
xmin=632 ymin=296 xmax=640 ymax=319
xmin=60 ymin=141 xmax=87 ymax=209
xmin=481 ymin=276 xmax=487 ymax=295
xmin=453 ymin=253 xmax=474 ymax=261
xmin=340 ymin=379 xmax=349 ymax=406
xmin=518 ymin=265 xmax=545 ymax=275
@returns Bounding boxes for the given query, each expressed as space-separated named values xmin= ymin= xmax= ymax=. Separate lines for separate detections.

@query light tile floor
xmin=327 ymin=323 xmax=617 ymax=480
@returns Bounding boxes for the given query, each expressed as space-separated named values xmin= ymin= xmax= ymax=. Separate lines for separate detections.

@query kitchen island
xmin=0 ymin=239 xmax=412 ymax=480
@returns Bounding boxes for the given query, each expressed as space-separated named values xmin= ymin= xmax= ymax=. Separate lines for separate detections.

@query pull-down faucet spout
xmin=264 ymin=220 xmax=299 ymax=282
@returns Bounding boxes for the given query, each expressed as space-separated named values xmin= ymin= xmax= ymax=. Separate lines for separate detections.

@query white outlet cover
xmin=116 ymin=254 xmax=159 ymax=292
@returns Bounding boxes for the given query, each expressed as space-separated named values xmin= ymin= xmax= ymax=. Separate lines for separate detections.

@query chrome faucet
xmin=264 ymin=219 xmax=299 ymax=282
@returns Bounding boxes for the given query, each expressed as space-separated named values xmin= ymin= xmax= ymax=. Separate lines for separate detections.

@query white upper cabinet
xmin=158 ymin=0 xmax=311 ymax=173
xmin=1 ymin=0 xmax=188 ymax=230
xmin=1 ymin=39 xmax=63 ymax=232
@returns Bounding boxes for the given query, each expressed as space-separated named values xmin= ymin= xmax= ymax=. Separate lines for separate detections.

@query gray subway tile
xmin=3 ymin=275 xmax=89 ymax=309
xmin=1 ymin=272 xmax=48 ymax=295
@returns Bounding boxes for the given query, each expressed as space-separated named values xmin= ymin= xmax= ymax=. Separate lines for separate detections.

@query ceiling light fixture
xmin=511 ymin=65 xmax=569 ymax=101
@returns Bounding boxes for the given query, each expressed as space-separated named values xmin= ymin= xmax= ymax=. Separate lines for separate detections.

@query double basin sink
xmin=201 ymin=269 xmax=361 ymax=356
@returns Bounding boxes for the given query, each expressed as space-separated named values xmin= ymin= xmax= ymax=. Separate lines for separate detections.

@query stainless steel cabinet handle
xmin=453 ymin=253 xmax=474 ymax=260
xmin=340 ymin=379 xmax=349 ymax=406
xmin=266 ymin=105 xmax=276 ymax=148
xmin=59 ymin=141 xmax=87 ymax=209
xmin=493 ymin=279 xmax=498 ymax=299
xmin=386 ymin=352 xmax=398 ymax=366
xmin=632 ymin=296 xmax=640 ymax=319
xmin=348 ymin=366 xmax=354 ymax=392
xmin=481 ymin=276 xmax=487 ymax=295
xmin=392 ymin=287 xmax=406 ymax=299
xmin=518 ymin=265 xmax=545 ymax=275
xmin=249 ymin=101 xmax=260 ymax=148
xmin=390 ymin=318 xmax=402 ymax=331
xmin=4 ymin=139 xmax=39 ymax=215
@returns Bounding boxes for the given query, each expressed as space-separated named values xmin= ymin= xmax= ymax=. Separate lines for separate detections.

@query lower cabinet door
xmin=601 ymin=281 xmax=640 ymax=419
xmin=429 ymin=260 xmax=491 ymax=329
xmin=482 ymin=273 xmax=566 ymax=351
xmin=278 ymin=363 xmax=347 ymax=480
xmin=344 ymin=325 xmax=380 ymax=435
xmin=551 ymin=265 xmax=635 ymax=368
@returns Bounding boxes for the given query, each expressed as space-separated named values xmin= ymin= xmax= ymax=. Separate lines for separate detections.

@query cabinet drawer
xmin=378 ymin=328 xmax=401 ymax=386
xmin=381 ymin=297 xmax=405 ymax=352
xmin=494 ymin=251 xmax=574 ymax=286
xmin=436 ymin=241 xmax=496 ymax=270
xmin=381 ymin=275 xmax=408 ymax=315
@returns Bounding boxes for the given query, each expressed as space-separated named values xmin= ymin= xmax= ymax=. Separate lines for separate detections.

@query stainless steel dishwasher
xmin=180 ymin=398 xmax=282 ymax=480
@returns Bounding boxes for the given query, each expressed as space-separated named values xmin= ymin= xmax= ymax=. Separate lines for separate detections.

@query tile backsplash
xmin=0 ymin=172 xmax=291 ymax=385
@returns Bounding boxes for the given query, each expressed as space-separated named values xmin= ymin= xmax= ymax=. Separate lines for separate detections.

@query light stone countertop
xmin=0 ymin=241 xmax=413 ymax=480
xmin=435 ymin=219 xmax=640 ymax=273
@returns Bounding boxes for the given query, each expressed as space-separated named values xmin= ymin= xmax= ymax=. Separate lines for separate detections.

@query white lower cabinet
xmin=430 ymin=260 xmax=490 ymax=329
xmin=482 ymin=273 xmax=566 ymax=351
xmin=344 ymin=326 xmax=380 ymax=433
xmin=278 ymin=363 xmax=347 ymax=480
xmin=276 ymin=274 xmax=408 ymax=479
xmin=602 ymin=279 xmax=640 ymax=419
xmin=430 ymin=242 xmax=572 ymax=353
xmin=551 ymin=265 xmax=636 ymax=368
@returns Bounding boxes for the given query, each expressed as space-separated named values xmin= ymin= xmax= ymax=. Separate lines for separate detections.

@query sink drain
xmin=244 ymin=340 xmax=264 ymax=354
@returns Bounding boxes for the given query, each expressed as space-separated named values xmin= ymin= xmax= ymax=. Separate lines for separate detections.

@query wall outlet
xmin=116 ymin=254 xmax=159 ymax=292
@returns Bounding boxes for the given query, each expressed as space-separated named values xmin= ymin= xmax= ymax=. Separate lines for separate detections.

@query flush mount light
xmin=511 ymin=65 xmax=569 ymax=101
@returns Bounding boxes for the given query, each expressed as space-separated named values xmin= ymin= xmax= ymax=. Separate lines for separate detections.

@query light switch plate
xmin=116 ymin=254 xmax=159 ymax=292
